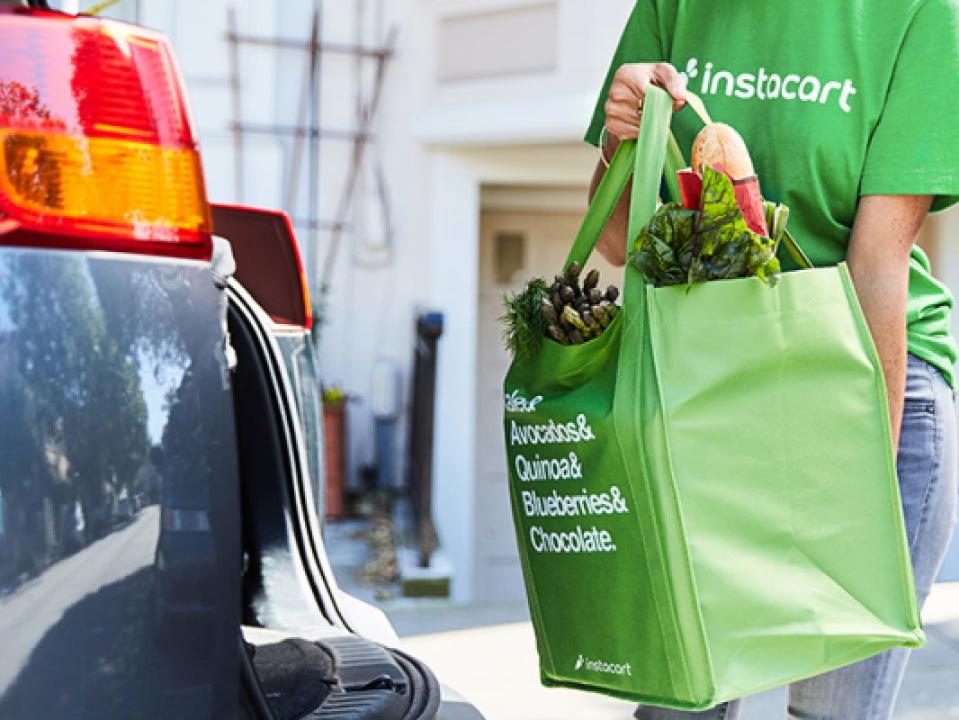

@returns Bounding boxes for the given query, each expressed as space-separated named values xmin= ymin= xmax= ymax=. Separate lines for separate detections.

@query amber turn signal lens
xmin=0 ymin=130 xmax=210 ymax=244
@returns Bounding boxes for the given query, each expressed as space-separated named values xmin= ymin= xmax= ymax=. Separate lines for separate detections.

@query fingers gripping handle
xmin=564 ymin=86 xmax=675 ymax=271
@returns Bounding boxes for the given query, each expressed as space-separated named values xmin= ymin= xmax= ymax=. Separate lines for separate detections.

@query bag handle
xmin=564 ymin=85 xmax=674 ymax=270
xmin=626 ymin=86 xmax=675 ymax=256
xmin=564 ymin=88 xmax=812 ymax=271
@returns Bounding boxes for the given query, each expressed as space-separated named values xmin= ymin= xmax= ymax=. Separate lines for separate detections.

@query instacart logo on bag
xmin=504 ymin=389 xmax=542 ymax=414
xmin=680 ymin=57 xmax=858 ymax=113
xmin=575 ymin=654 xmax=632 ymax=677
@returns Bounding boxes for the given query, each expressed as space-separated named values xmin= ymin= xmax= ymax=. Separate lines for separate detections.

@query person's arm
xmin=589 ymin=63 xmax=687 ymax=266
xmin=847 ymin=195 xmax=931 ymax=448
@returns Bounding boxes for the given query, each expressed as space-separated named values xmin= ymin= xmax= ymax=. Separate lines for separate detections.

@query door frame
xmin=425 ymin=142 xmax=597 ymax=602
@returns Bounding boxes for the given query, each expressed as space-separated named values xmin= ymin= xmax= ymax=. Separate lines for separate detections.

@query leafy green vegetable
xmin=630 ymin=167 xmax=782 ymax=287
xmin=692 ymin=167 xmax=780 ymax=284
xmin=631 ymin=202 xmax=698 ymax=286
xmin=502 ymin=278 xmax=550 ymax=359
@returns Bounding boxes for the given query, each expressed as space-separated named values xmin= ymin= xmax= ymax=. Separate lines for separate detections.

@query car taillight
xmin=211 ymin=204 xmax=314 ymax=330
xmin=301 ymin=270 xmax=314 ymax=330
xmin=0 ymin=11 xmax=212 ymax=260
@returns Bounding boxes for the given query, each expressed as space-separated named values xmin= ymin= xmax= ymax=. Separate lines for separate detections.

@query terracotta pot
xmin=323 ymin=403 xmax=346 ymax=521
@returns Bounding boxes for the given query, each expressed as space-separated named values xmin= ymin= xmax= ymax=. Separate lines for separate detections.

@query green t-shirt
xmin=586 ymin=0 xmax=959 ymax=386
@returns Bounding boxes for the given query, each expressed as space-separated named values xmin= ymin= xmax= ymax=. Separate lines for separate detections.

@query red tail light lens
xmin=0 ymin=12 xmax=212 ymax=260
xmin=211 ymin=204 xmax=314 ymax=330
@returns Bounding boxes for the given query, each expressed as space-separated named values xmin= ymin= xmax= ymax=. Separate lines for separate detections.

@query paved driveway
xmin=398 ymin=583 xmax=959 ymax=720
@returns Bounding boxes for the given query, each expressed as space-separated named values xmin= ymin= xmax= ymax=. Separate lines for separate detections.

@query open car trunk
xmin=227 ymin=287 xmax=440 ymax=720
xmin=241 ymin=628 xmax=441 ymax=720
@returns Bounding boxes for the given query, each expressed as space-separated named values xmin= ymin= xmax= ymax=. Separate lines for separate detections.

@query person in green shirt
xmin=587 ymin=2 xmax=959 ymax=718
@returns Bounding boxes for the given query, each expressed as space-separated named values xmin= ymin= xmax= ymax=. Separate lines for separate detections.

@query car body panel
xmin=0 ymin=246 xmax=240 ymax=719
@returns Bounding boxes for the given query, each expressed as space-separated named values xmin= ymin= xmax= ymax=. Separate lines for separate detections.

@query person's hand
xmin=604 ymin=62 xmax=687 ymax=141
xmin=592 ymin=63 xmax=687 ymax=267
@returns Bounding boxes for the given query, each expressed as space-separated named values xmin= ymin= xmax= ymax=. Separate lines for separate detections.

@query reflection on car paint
xmin=277 ymin=333 xmax=325 ymax=524
xmin=0 ymin=249 xmax=240 ymax=719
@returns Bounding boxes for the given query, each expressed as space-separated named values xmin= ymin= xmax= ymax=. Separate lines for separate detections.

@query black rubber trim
xmin=239 ymin=639 xmax=277 ymax=720
xmin=228 ymin=286 xmax=347 ymax=630
xmin=390 ymin=648 xmax=441 ymax=720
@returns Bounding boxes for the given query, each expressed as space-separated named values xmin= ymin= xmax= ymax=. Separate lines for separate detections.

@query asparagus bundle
xmin=541 ymin=262 xmax=619 ymax=346
xmin=502 ymin=264 xmax=621 ymax=357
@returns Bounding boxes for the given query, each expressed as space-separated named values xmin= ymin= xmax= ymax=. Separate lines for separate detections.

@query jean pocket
xmin=904 ymin=355 xmax=937 ymax=416
xmin=903 ymin=397 xmax=936 ymax=416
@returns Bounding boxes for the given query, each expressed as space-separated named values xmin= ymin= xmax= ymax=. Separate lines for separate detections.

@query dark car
xmin=0 ymin=3 xmax=482 ymax=718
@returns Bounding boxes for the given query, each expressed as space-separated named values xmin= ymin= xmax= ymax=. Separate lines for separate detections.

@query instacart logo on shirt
xmin=680 ymin=58 xmax=858 ymax=113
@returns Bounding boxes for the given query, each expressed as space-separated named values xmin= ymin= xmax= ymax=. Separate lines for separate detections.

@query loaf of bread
xmin=690 ymin=123 xmax=755 ymax=180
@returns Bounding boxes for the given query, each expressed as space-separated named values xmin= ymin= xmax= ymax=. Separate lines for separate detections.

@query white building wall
xmin=400 ymin=0 xmax=637 ymax=601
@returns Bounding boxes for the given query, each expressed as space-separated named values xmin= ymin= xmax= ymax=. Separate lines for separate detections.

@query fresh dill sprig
xmin=501 ymin=278 xmax=550 ymax=359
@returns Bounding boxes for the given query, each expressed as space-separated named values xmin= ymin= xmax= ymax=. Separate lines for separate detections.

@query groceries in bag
xmin=502 ymin=265 xmax=620 ymax=358
xmin=503 ymin=121 xmax=794 ymax=361
xmin=633 ymin=122 xmax=790 ymax=287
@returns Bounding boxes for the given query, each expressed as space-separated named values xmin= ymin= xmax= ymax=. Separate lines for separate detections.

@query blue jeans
xmin=637 ymin=354 xmax=959 ymax=720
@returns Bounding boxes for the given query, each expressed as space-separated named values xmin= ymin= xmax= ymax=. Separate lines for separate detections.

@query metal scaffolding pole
xmin=306 ymin=0 xmax=323 ymax=295
xmin=226 ymin=6 xmax=244 ymax=203
xmin=283 ymin=10 xmax=320 ymax=215
xmin=225 ymin=2 xmax=396 ymax=295
xmin=319 ymin=26 xmax=396 ymax=288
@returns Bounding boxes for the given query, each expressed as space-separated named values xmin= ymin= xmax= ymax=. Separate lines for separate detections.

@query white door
xmin=475 ymin=205 xmax=622 ymax=603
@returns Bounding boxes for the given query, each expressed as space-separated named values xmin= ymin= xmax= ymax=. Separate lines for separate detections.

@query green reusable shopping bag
xmin=502 ymin=86 xmax=924 ymax=710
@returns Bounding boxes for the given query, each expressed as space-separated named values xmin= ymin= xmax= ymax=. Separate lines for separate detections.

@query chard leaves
xmin=631 ymin=203 xmax=698 ymax=287
xmin=692 ymin=167 xmax=780 ymax=284
xmin=630 ymin=167 xmax=781 ymax=287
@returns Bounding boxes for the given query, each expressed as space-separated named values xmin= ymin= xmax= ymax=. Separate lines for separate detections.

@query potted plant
xmin=321 ymin=386 xmax=347 ymax=521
